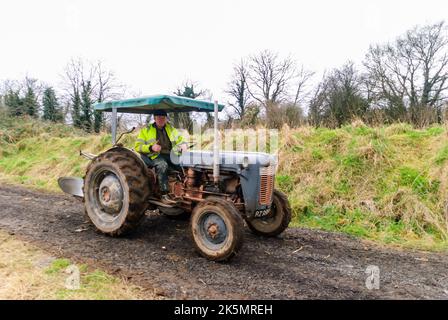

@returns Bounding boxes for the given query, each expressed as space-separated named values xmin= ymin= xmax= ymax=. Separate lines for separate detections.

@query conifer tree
xmin=4 ymin=89 xmax=24 ymax=116
xmin=72 ymin=89 xmax=82 ymax=128
xmin=80 ymin=81 xmax=92 ymax=132
xmin=42 ymin=87 xmax=63 ymax=122
xmin=93 ymin=109 xmax=103 ymax=133
xmin=23 ymin=86 xmax=39 ymax=117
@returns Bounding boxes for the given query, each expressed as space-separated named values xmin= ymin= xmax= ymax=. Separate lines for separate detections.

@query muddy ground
xmin=0 ymin=184 xmax=447 ymax=299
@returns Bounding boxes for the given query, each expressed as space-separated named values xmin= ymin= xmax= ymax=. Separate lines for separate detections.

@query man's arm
xmin=172 ymin=127 xmax=188 ymax=151
xmin=134 ymin=129 xmax=157 ymax=154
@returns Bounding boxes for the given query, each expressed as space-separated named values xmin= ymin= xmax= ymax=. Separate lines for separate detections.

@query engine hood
xmin=178 ymin=150 xmax=277 ymax=167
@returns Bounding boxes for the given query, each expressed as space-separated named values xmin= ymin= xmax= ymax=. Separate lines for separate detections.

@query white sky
xmin=1 ymin=0 xmax=447 ymax=104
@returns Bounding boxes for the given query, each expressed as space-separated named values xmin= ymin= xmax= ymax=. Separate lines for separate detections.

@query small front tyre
xmin=246 ymin=189 xmax=291 ymax=237
xmin=190 ymin=198 xmax=244 ymax=261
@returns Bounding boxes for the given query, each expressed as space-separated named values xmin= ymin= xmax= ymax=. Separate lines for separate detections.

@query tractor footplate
xmin=148 ymin=198 xmax=177 ymax=208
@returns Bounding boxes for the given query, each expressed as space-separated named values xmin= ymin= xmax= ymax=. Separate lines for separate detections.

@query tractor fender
xmin=58 ymin=147 xmax=152 ymax=198
xmin=104 ymin=146 xmax=148 ymax=168
xmin=100 ymin=146 xmax=156 ymax=185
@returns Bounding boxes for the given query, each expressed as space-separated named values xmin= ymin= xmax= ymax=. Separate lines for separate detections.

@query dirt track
xmin=0 ymin=184 xmax=447 ymax=299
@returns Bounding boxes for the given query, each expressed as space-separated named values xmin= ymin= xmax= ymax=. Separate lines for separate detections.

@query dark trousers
xmin=140 ymin=153 xmax=181 ymax=193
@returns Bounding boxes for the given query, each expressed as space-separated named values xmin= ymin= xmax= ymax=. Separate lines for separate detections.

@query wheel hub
xmin=98 ymin=174 xmax=123 ymax=214
xmin=200 ymin=213 xmax=227 ymax=245
xmin=207 ymin=223 xmax=219 ymax=239
xmin=101 ymin=188 xmax=111 ymax=202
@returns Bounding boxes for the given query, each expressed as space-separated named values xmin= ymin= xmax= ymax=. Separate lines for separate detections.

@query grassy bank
xmin=1 ymin=112 xmax=448 ymax=250
xmin=279 ymin=122 xmax=448 ymax=250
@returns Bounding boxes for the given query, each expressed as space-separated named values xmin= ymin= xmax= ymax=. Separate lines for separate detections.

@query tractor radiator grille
xmin=259 ymin=165 xmax=275 ymax=205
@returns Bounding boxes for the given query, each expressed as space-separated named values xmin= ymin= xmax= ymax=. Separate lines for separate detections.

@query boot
xmin=160 ymin=194 xmax=177 ymax=205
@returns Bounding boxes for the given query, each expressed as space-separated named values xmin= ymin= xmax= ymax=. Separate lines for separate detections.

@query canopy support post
xmin=112 ymin=107 xmax=117 ymax=145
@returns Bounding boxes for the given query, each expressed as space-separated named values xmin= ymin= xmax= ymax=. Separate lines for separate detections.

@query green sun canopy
xmin=94 ymin=94 xmax=225 ymax=114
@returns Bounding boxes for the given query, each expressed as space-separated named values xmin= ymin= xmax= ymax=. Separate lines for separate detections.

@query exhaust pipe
xmin=213 ymin=100 xmax=219 ymax=185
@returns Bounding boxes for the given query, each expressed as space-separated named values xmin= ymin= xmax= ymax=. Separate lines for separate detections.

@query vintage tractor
xmin=58 ymin=95 xmax=291 ymax=261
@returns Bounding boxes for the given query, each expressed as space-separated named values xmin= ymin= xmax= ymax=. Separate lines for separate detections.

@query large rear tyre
xmin=83 ymin=149 xmax=151 ymax=236
xmin=190 ymin=198 xmax=244 ymax=261
xmin=246 ymin=189 xmax=291 ymax=237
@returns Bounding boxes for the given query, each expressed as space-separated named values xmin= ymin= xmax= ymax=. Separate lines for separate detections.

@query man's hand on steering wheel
xmin=179 ymin=144 xmax=188 ymax=152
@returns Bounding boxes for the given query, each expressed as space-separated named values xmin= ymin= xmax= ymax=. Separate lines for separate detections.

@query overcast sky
xmin=1 ymin=0 xmax=447 ymax=103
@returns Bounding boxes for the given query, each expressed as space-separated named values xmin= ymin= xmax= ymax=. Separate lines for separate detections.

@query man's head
xmin=153 ymin=110 xmax=167 ymax=128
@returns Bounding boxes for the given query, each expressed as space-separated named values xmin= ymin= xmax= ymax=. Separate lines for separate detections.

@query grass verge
xmin=0 ymin=230 xmax=156 ymax=299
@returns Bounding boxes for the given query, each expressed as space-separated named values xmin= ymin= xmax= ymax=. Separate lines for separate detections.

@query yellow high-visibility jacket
xmin=134 ymin=122 xmax=186 ymax=160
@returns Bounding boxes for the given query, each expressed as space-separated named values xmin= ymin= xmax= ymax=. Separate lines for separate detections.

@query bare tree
xmin=246 ymin=50 xmax=296 ymax=107
xmin=308 ymin=72 xmax=330 ymax=127
xmin=409 ymin=22 xmax=448 ymax=123
xmin=308 ymin=62 xmax=368 ymax=127
xmin=61 ymin=58 xmax=91 ymax=127
xmin=293 ymin=65 xmax=315 ymax=106
xmin=61 ymin=57 xmax=123 ymax=131
xmin=364 ymin=21 xmax=448 ymax=126
xmin=93 ymin=60 xmax=124 ymax=103
xmin=23 ymin=76 xmax=45 ymax=98
xmin=0 ymin=79 xmax=21 ymax=99
xmin=365 ymin=42 xmax=418 ymax=122
xmin=92 ymin=60 xmax=125 ymax=132
xmin=226 ymin=59 xmax=251 ymax=119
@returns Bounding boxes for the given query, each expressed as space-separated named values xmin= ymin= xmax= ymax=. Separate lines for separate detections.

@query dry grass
xmin=0 ymin=231 xmax=157 ymax=300
xmin=277 ymin=121 xmax=448 ymax=250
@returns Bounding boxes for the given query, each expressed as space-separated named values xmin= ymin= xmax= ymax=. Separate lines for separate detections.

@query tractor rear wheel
xmin=190 ymin=198 xmax=244 ymax=261
xmin=246 ymin=189 xmax=291 ymax=237
xmin=83 ymin=149 xmax=151 ymax=236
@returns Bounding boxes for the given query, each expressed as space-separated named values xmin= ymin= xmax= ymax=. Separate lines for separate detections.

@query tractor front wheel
xmin=246 ymin=189 xmax=291 ymax=237
xmin=190 ymin=198 xmax=244 ymax=261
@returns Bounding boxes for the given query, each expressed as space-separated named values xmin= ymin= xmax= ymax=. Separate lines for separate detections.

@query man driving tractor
xmin=135 ymin=110 xmax=188 ymax=205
